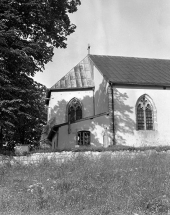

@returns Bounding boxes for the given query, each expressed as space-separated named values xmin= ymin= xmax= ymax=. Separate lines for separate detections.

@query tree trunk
xmin=0 ymin=126 xmax=3 ymax=151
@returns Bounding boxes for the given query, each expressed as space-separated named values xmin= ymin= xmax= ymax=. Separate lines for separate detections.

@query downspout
xmin=57 ymin=128 xmax=59 ymax=148
xmin=93 ymin=87 xmax=95 ymax=116
xmin=110 ymin=82 xmax=115 ymax=145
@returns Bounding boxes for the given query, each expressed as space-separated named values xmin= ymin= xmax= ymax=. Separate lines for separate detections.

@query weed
xmin=1 ymin=151 xmax=170 ymax=214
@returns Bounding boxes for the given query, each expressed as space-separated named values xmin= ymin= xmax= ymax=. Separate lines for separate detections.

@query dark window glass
xmin=77 ymin=131 xmax=90 ymax=145
xmin=146 ymin=104 xmax=153 ymax=130
xmin=69 ymin=106 xmax=75 ymax=123
xmin=68 ymin=98 xmax=82 ymax=123
xmin=76 ymin=106 xmax=82 ymax=120
xmin=136 ymin=95 xmax=154 ymax=131
xmin=137 ymin=104 xmax=145 ymax=130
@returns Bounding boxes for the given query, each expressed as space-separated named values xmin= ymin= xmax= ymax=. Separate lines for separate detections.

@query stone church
xmin=45 ymin=54 xmax=170 ymax=149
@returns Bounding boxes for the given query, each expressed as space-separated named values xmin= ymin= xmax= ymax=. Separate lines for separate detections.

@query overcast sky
xmin=34 ymin=0 xmax=170 ymax=88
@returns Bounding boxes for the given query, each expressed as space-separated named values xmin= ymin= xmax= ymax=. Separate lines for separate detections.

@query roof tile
xmin=89 ymin=55 xmax=170 ymax=86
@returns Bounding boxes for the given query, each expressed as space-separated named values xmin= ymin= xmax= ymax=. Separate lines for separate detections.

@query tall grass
xmin=1 ymin=151 xmax=170 ymax=214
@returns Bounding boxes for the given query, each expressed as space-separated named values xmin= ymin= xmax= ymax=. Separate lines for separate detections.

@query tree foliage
xmin=0 ymin=0 xmax=81 ymax=147
xmin=2 ymin=77 xmax=47 ymax=147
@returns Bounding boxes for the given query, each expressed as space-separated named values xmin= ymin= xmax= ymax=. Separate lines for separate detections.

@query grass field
xmin=1 ymin=151 xmax=170 ymax=215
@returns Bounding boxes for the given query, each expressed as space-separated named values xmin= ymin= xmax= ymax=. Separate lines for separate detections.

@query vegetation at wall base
xmin=26 ymin=144 xmax=170 ymax=154
xmin=1 ymin=151 xmax=170 ymax=214
xmin=2 ymin=144 xmax=170 ymax=157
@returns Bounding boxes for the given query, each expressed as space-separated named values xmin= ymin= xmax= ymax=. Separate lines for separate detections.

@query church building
xmin=45 ymin=54 xmax=170 ymax=150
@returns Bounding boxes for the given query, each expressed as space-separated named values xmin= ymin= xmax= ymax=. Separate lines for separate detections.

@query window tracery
xmin=136 ymin=95 xmax=154 ymax=130
xmin=68 ymin=98 xmax=82 ymax=123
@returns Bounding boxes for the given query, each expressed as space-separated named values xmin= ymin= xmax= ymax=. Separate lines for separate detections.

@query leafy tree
xmin=12 ymin=77 xmax=47 ymax=146
xmin=0 ymin=0 xmax=81 ymax=148
xmin=1 ymin=74 xmax=47 ymax=147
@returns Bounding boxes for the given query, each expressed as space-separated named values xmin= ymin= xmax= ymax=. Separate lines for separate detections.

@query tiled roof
xmin=89 ymin=55 xmax=170 ymax=86
xmin=51 ymin=56 xmax=94 ymax=89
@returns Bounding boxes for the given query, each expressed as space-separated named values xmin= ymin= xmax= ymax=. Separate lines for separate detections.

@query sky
xmin=34 ymin=0 xmax=170 ymax=88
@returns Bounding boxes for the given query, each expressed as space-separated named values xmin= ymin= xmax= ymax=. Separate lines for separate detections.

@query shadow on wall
xmin=60 ymin=115 xmax=111 ymax=149
xmin=50 ymin=99 xmax=67 ymax=125
xmin=90 ymin=115 xmax=111 ymax=147
xmin=50 ymin=78 xmax=108 ymax=124
xmin=86 ymin=115 xmax=111 ymax=147
xmin=95 ymin=79 xmax=108 ymax=114
xmin=88 ymin=79 xmax=110 ymax=146
xmin=49 ymin=93 xmax=110 ymax=147
xmin=114 ymin=88 xmax=135 ymax=144
xmin=82 ymin=95 xmax=93 ymax=116
xmin=40 ymin=116 xmax=57 ymax=146
xmin=50 ymin=95 xmax=93 ymax=125
xmin=93 ymin=78 xmax=135 ymax=145
xmin=47 ymin=78 xmax=135 ymax=147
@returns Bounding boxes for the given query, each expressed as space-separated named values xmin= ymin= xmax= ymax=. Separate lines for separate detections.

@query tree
xmin=0 ymin=0 xmax=81 ymax=147
xmin=0 ymin=0 xmax=81 ymax=74
xmin=12 ymin=78 xmax=47 ymax=146
xmin=2 ymin=77 xmax=47 ymax=146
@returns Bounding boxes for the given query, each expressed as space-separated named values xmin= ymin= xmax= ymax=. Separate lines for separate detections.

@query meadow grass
xmin=1 ymin=151 xmax=170 ymax=214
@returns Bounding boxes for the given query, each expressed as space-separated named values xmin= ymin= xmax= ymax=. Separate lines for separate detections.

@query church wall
xmin=114 ymin=87 xmax=170 ymax=146
xmin=52 ymin=114 xmax=111 ymax=150
xmin=93 ymin=66 xmax=109 ymax=114
xmin=48 ymin=64 xmax=110 ymax=128
xmin=48 ymin=90 xmax=94 ymax=125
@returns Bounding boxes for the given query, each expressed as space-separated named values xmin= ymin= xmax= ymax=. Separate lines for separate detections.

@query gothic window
xmin=77 ymin=131 xmax=90 ymax=145
xmin=68 ymin=98 xmax=82 ymax=123
xmin=136 ymin=95 xmax=154 ymax=130
xmin=137 ymin=104 xmax=145 ymax=130
xmin=145 ymin=104 xmax=153 ymax=130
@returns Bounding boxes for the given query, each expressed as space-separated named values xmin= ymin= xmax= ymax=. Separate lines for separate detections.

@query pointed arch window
xmin=68 ymin=98 xmax=82 ymax=123
xmin=136 ymin=95 xmax=154 ymax=130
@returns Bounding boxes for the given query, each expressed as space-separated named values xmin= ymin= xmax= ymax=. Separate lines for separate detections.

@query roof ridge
xmin=89 ymin=54 xmax=170 ymax=86
xmin=89 ymin=54 xmax=170 ymax=61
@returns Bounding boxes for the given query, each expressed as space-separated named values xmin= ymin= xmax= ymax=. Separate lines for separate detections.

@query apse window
xmin=136 ymin=95 xmax=154 ymax=130
xmin=77 ymin=131 xmax=90 ymax=146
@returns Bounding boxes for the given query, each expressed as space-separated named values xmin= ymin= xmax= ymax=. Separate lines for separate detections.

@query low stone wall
xmin=0 ymin=151 xmax=102 ymax=165
xmin=0 ymin=150 xmax=159 ymax=166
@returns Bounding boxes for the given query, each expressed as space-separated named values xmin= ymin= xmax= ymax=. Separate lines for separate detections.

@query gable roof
xmin=89 ymin=55 xmax=170 ymax=86
xmin=51 ymin=56 xmax=94 ymax=89
xmin=51 ymin=54 xmax=170 ymax=91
